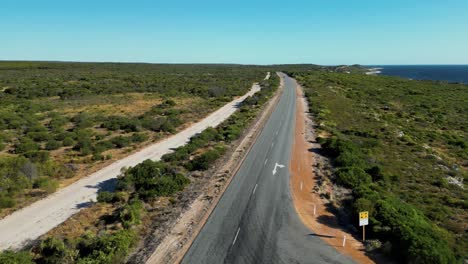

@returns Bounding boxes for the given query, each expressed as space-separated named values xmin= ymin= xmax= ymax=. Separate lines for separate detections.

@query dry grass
xmin=45 ymin=203 xmax=116 ymax=240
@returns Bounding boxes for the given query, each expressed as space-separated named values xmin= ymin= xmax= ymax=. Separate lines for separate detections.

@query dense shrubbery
xmin=320 ymin=136 xmax=456 ymax=263
xmin=34 ymin=229 xmax=137 ymax=264
xmin=289 ymin=70 xmax=466 ymax=263
xmin=0 ymin=156 xmax=72 ymax=210
xmin=117 ymin=159 xmax=189 ymax=201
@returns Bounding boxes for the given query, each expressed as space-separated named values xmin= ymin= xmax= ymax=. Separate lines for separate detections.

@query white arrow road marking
xmin=272 ymin=162 xmax=286 ymax=175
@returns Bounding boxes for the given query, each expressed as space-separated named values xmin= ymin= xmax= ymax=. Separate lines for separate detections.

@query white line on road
xmin=264 ymin=159 xmax=268 ymax=165
xmin=253 ymin=184 xmax=258 ymax=194
xmin=271 ymin=141 xmax=275 ymax=148
xmin=232 ymin=228 xmax=241 ymax=246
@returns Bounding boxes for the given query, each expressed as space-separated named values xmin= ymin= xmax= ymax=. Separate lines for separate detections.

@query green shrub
xmin=38 ymin=237 xmax=77 ymax=264
xmin=76 ymin=229 xmax=137 ymax=264
xmin=14 ymin=138 xmax=39 ymax=153
xmin=97 ymin=191 xmax=115 ymax=203
xmin=0 ymin=250 xmax=33 ymax=264
xmin=0 ymin=196 xmax=16 ymax=209
xmin=130 ymin=133 xmax=148 ymax=143
xmin=74 ymin=137 xmax=93 ymax=156
xmin=62 ymin=137 xmax=75 ymax=146
xmin=72 ymin=113 xmax=95 ymax=129
xmin=27 ymin=131 xmax=51 ymax=142
xmin=93 ymin=140 xmax=114 ymax=153
xmin=375 ymin=197 xmax=457 ymax=263
xmin=118 ymin=200 xmax=144 ymax=228
xmin=111 ymin=136 xmax=131 ymax=148
xmin=45 ymin=140 xmax=62 ymax=150
xmin=101 ymin=116 xmax=140 ymax=132
xmin=22 ymin=150 xmax=50 ymax=163
xmin=33 ymin=177 xmax=59 ymax=193
xmin=92 ymin=153 xmax=104 ymax=161
xmin=117 ymin=159 xmax=189 ymax=201
xmin=187 ymin=145 xmax=226 ymax=171
xmin=335 ymin=167 xmax=372 ymax=189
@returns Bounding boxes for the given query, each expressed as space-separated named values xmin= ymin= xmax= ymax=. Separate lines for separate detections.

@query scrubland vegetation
xmin=286 ymin=69 xmax=466 ymax=263
xmin=0 ymin=61 xmax=266 ymax=215
xmin=0 ymin=64 xmax=279 ymax=263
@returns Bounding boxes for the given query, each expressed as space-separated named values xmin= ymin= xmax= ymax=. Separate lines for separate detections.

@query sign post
xmin=359 ymin=211 xmax=369 ymax=242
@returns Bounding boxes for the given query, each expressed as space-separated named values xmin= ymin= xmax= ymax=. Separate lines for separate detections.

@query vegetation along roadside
xmin=285 ymin=69 xmax=466 ymax=264
xmin=0 ymin=70 xmax=280 ymax=263
xmin=0 ymin=61 xmax=266 ymax=217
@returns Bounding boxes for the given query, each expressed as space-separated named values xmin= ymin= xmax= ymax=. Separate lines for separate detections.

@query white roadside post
xmin=313 ymin=204 xmax=316 ymax=216
xmin=359 ymin=211 xmax=369 ymax=241
xmin=342 ymin=235 xmax=346 ymax=247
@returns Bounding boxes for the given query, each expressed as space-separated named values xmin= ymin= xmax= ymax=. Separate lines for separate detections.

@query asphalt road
xmin=182 ymin=74 xmax=356 ymax=264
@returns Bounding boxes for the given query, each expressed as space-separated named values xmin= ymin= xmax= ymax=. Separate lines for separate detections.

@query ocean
xmin=368 ymin=65 xmax=468 ymax=84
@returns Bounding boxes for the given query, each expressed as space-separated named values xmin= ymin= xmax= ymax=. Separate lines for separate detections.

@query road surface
xmin=182 ymin=74 xmax=355 ymax=264
xmin=0 ymin=81 xmax=262 ymax=251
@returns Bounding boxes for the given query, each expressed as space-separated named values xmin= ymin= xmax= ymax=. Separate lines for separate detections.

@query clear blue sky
xmin=1 ymin=0 xmax=467 ymax=65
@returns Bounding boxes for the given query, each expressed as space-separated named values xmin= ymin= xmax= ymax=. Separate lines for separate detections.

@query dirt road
xmin=0 ymin=81 xmax=262 ymax=251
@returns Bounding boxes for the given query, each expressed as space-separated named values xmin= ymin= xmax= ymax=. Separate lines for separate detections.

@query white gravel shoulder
xmin=0 ymin=81 xmax=262 ymax=251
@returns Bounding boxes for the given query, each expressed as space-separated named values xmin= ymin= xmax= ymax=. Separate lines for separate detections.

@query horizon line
xmin=1 ymin=59 xmax=468 ymax=66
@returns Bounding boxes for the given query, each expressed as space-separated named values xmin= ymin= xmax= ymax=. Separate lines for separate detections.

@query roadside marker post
xmin=342 ymin=235 xmax=346 ymax=247
xmin=313 ymin=204 xmax=316 ymax=216
xmin=359 ymin=211 xmax=369 ymax=242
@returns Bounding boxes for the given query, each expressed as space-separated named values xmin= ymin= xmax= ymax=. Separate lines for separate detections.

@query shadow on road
xmin=75 ymin=201 xmax=94 ymax=209
xmin=85 ymin=178 xmax=117 ymax=192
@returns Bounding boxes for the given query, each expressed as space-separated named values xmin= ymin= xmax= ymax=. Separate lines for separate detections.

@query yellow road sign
xmin=359 ymin=211 xmax=368 ymax=220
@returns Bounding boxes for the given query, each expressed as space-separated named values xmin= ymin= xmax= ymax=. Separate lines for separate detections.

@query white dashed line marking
xmin=232 ymin=228 xmax=241 ymax=246
xmin=253 ymin=184 xmax=258 ymax=194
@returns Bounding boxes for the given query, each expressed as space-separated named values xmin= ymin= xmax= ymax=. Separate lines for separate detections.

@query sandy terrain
xmin=290 ymin=81 xmax=375 ymax=264
xmin=0 ymin=80 xmax=263 ymax=251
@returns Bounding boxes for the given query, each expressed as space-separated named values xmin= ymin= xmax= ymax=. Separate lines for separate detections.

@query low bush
xmin=0 ymin=196 xmax=16 ymax=209
xmin=111 ymin=136 xmax=131 ymax=148
xmin=22 ymin=151 xmax=50 ymax=163
xmin=97 ymin=191 xmax=115 ymax=203
xmin=45 ymin=140 xmax=62 ymax=151
xmin=0 ymin=250 xmax=33 ymax=264
xmin=76 ymin=229 xmax=137 ymax=264
xmin=117 ymin=159 xmax=189 ymax=201
xmin=186 ymin=144 xmax=226 ymax=171
xmin=118 ymin=200 xmax=144 ymax=228
xmin=33 ymin=177 xmax=59 ymax=193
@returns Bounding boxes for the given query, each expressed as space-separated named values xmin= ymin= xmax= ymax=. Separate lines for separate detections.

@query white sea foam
xmin=366 ymin=67 xmax=383 ymax=75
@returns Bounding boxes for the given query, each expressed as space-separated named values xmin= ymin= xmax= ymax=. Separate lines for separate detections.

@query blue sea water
xmin=369 ymin=65 xmax=468 ymax=84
